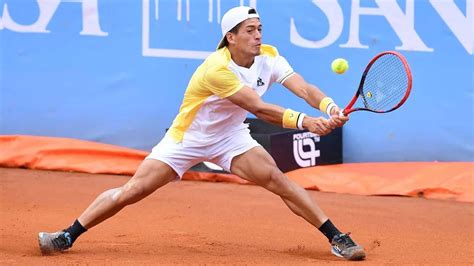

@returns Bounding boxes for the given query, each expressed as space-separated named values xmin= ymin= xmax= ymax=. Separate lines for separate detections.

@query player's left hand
xmin=329 ymin=106 xmax=349 ymax=127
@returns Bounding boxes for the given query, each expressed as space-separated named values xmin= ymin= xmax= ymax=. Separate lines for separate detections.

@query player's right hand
xmin=329 ymin=106 xmax=349 ymax=127
xmin=302 ymin=116 xmax=335 ymax=136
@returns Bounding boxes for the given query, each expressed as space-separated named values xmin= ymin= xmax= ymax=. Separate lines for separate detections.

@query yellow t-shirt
xmin=167 ymin=44 xmax=294 ymax=146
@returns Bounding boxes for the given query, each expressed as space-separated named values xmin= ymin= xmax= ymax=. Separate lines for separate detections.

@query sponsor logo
xmin=293 ymin=132 xmax=320 ymax=168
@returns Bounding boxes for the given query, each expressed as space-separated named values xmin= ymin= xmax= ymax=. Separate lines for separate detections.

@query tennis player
xmin=39 ymin=6 xmax=365 ymax=261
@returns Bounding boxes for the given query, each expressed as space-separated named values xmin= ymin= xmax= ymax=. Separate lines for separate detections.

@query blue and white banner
xmin=1 ymin=0 xmax=473 ymax=162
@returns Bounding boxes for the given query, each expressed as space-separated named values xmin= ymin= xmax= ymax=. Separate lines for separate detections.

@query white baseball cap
xmin=217 ymin=6 xmax=260 ymax=49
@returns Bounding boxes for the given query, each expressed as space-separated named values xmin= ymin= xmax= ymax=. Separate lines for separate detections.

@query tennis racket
xmin=341 ymin=51 xmax=412 ymax=116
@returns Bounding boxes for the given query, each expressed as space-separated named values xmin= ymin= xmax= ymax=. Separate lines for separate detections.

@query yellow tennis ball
xmin=331 ymin=58 xmax=349 ymax=74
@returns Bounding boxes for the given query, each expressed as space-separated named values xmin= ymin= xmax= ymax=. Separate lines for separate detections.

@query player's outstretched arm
xmin=226 ymin=85 xmax=335 ymax=136
xmin=282 ymin=73 xmax=326 ymax=109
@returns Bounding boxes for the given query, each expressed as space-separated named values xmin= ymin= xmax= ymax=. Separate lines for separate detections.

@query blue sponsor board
xmin=1 ymin=0 xmax=473 ymax=162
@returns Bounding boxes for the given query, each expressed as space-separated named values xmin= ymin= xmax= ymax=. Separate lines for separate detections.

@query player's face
xmin=234 ymin=18 xmax=262 ymax=56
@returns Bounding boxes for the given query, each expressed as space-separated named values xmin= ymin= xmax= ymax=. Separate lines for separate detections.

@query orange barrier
xmin=0 ymin=135 xmax=147 ymax=175
xmin=285 ymin=162 xmax=473 ymax=202
xmin=1 ymin=135 xmax=472 ymax=202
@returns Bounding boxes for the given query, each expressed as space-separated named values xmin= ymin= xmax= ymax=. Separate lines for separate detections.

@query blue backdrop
xmin=1 ymin=0 xmax=473 ymax=162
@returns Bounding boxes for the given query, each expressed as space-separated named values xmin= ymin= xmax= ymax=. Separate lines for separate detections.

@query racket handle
xmin=339 ymin=110 xmax=347 ymax=117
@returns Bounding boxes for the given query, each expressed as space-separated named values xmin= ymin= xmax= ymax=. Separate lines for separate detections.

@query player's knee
xmin=117 ymin=183 xmax=148 ymax=205
xmin=265 ymin=169 xmax=299 ymax=197
xmin=263 ymin=168 xmax=286 ymax=189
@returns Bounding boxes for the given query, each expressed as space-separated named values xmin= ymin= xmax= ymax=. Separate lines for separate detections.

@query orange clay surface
xmin=1 ymin=168 xmax=473 ymax=265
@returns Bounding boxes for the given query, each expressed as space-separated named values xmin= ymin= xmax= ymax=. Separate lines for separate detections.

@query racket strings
xmin=361 ymin=54 xmax=409 ymax=112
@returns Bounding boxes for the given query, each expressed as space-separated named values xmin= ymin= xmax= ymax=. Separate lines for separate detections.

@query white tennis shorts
xmin=145 ymin=130 xmax=261 ymax=178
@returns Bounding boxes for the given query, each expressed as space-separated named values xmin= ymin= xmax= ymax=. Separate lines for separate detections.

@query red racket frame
xmin=342 ymin=51 xmax=413 ymax=115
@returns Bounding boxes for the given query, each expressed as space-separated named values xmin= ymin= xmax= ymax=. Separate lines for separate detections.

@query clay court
xmin=1 ymin=167 xmax=473 ymax=265
xmin=2 ymin=1 xmax=473 ymax=265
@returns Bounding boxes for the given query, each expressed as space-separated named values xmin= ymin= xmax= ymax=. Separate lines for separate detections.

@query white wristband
xmin=326 ymin=102 xmax=338 ymax=117
xmin=297 ymin=113 xmax=306 ymax=130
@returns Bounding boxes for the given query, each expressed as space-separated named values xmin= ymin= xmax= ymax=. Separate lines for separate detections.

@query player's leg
xmin=231 ymin=146 xmax=327 ymax=227
xmin=38 ymin=159 xmax=177 ymax=254
xmin=38 ymin=134 xmax=200 ymax=255
xmin=230 ymin=146 xmax=365 ymax=261
xmin=78 ymin=159 xmax=177 ymax=229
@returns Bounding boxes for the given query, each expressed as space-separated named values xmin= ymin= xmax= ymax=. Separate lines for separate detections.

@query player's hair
xmin=222 ymin=8 xmax=257 ymax=47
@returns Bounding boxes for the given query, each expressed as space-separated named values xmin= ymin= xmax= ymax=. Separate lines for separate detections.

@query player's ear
xmin=226 ymin=32 xmax=236 ymax=46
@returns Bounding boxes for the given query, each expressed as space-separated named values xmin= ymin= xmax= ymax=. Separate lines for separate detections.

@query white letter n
xmin=341 ymin=0 xmax=433 ymax=52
